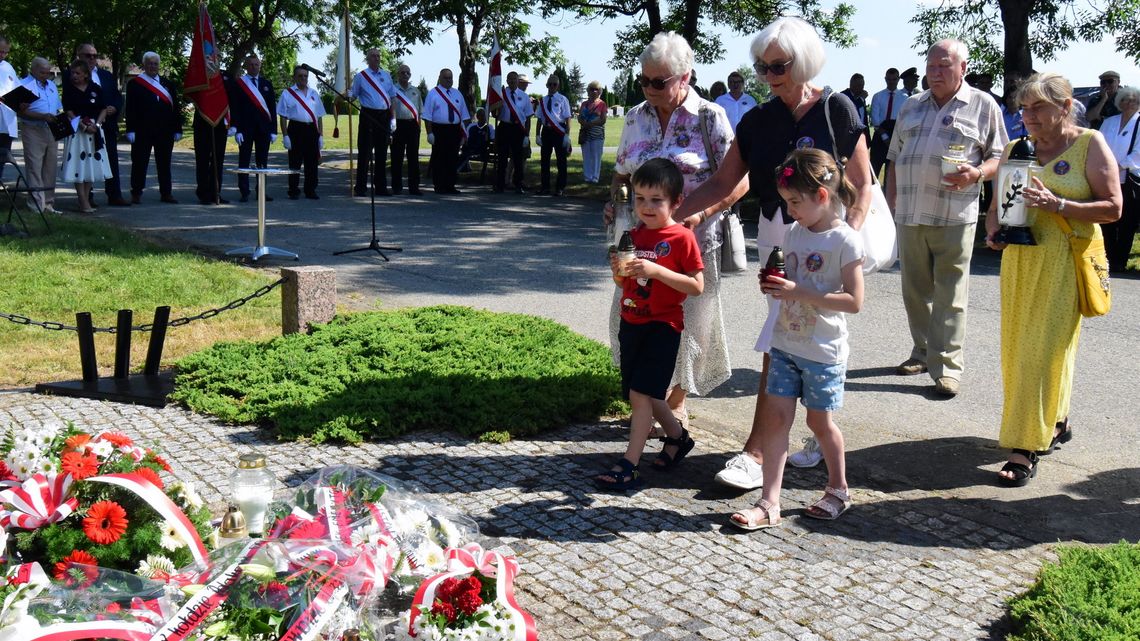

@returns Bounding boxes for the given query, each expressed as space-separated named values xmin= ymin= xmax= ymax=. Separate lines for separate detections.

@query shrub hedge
xmin=1006 ymin=541 xmax=1140 ymax=641
xmin=171 ymin=306 xmax=625 ymax=443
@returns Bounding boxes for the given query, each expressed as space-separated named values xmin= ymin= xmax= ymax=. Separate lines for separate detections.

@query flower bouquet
xmin=0 ymin=421 xmax=213 ymax=577
xmin=395 ymin=544 xmax=536 ymax=641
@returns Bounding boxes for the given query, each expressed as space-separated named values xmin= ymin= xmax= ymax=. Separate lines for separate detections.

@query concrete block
xmin=280 ymin=266 xmax=336 ymax=334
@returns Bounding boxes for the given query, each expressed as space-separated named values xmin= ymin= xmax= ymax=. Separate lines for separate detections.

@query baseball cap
xmin=1099 ymin=70 xmax=1120 ymax=80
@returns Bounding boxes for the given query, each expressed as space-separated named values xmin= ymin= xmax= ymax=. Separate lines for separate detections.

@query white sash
xmin=503 ymin=88 xmax=522 ymax=124
xmin=539 ymin=96 xmax=565 ymax=135
xmin=286 ymin=87 xmax=318 ymax=124
xmin=135 ymin=75 xmax=172 ymax=105
xmin=241 ymin=76 xmax=271 ymax=119
xmin=394 ymin=87 xmax=419 ymax=123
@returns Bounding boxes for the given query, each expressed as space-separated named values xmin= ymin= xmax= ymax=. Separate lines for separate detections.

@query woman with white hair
xmin=599 ymin=32 xmax=747 ymax=487
xmin=1098 ymin=85 xmax=1140 ymax=272
xmin=676 ymin=17 xmax=874 ymax=524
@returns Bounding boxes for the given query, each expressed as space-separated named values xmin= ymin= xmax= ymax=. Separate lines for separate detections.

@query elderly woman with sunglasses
xmin=602 ymin=32 xmax=748 ymax=456
xmin=676 ymin=17 xmax=874 ymax=502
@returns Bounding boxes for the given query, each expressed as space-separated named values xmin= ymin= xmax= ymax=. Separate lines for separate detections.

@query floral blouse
xmin=615 ymin=88 xmax=733 ymax=199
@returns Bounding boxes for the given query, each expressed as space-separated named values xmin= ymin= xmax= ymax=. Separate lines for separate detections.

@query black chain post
xmin=76 ymin=312 xmax=98 ymax=382
xmin=113 ymin=310 xmax=132 ymax=379
xmin=144 ymin=306 xmax=171 ymax=376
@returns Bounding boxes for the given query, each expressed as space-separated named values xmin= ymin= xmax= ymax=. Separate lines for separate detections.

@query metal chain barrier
xmin=0 ymin=276 xmax=286 ymax=334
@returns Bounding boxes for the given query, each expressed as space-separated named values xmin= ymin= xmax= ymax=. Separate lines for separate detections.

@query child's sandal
xmin=653 ymin=428 xmax=695 ymax=470
xmin=728 ymin=498 xmax=780 ymax=531
xmin=804 ymin=486 xmax=852 ymax=520
xmin=594 ymin=458 xmax=642 ymax=491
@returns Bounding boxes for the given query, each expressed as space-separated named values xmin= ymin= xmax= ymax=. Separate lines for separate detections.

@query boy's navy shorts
xmin=618 ymin=319 xmax=681 ymax=401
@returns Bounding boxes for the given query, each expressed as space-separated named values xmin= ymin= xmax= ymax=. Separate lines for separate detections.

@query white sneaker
xmin=788 ymin=437 xmax=824 ymax=468
xmin=714 ymin=453 xmax=764 ymax=490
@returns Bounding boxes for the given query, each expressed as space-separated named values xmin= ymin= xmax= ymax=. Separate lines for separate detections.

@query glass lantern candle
xmin=231 ymin=453 xmax=275 ymax=536
xmin=995 ymin=136 xmax=1039 ymax=246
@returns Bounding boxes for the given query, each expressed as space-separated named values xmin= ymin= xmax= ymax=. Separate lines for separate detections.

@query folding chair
xmin=477 ymin=144 xmax=497 ymax=184
xmin=0 ymin=148 xmax=51 ymax=234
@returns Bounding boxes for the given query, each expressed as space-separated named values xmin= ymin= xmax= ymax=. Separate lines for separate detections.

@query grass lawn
xmin=0 ymin=217 xmax=280 ymax=387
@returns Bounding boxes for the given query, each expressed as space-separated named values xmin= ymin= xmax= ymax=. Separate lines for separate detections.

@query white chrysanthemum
xmin=418 ymin=541 xmax=446 ymax=571
xmin=395 ymin=508 xmax=430 ymax=535
xmin=350 ymin=522 xmax=381 ymax=548
xmin=136 ymin=554 xmax=176 ymax=579
xmin=88 ymin=440 xmax=113 ymax=459
xmin=159 ymin=523 xmax=186 ymax=551
xmin=437 ymin=517 xmax=462 ymax=548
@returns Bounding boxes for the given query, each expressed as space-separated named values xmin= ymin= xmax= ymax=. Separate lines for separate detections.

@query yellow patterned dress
xmin=998 ymin=130 xmax=1101 ymax=451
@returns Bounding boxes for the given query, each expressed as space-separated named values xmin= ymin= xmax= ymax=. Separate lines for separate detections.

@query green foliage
xmin=1007 ymin=542 xmax=1140 ymax=641
xmin=172 ymin=306 xmax=623 ymax=443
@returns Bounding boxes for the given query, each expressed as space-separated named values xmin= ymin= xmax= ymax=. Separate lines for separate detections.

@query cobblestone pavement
xmin=2 ymin=391 xmax=1053 ymax=640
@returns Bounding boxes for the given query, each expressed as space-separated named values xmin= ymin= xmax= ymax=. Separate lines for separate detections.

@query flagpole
xmin=345 ymin=0 xmax=354 ymax=196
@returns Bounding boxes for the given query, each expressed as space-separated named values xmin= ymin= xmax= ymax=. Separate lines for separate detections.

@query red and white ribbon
xmin=408 ymin=543 xmax=537 ymax=641
xmin=0 ymin=473 xmax=78 ymax=529
xmin=88 ymin=473 xmax=208 ymax=567
xmin=276 ymin=574 xmax=348 ymax=641
xmin=27 ymin=621 xmax=155 ymax=641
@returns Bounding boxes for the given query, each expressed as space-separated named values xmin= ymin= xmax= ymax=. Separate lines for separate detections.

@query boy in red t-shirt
xmin=596 ymin=158 xmax=704 ymax=491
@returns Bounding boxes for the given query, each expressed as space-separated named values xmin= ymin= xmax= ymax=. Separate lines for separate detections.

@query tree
xmin=910 ymin=0 xmax=1140 ymax=82
xmin=735 ymin=64 xmax=770 ymax=103
xmin=567 ymin=62 xmax=585 ymax=104
xmin=352 ymin=0 xmax=565 ymax=111
xmin=612 ymin=67 xmax=643 ymax=107
xmin=546 ymin=0 xmax=856 ymax=68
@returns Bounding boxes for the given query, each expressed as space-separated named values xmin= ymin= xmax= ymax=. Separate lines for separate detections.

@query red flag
xmin=184 ymin=2 xmax=229 ymax=126
xmin=486 ymin=36 xmax=502 ymax=112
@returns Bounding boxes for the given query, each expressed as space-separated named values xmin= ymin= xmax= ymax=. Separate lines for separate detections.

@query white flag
xmin=334 ymin=10 xmax=351 ymax=94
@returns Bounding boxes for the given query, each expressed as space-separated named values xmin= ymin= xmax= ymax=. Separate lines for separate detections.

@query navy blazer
xmin=60 ymin=67 xmax=123 ymax=124
xmin=124 ymin=75 xmax=181 ymax=136
xmin=228 ymin=75 xmax=277 ymax=137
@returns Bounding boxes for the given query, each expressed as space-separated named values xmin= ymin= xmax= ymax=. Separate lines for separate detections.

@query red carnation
xmin=460 ymin=575 xmax=482 ymax=596
xmin=455 ymin=590 xmax=483 ymax=615
xmin=61 ymin=450 xmax=100 ymax=480
xmin=431 ymin=600 xmax=458 ymax=623
xmin=54 ymin=549 xmax=99 ymax=587
xmin=257 ymin=581 xmax=291 ymax=608
xmin=436 ymin=577 xmax=460 ymax=601
xmin=83 ymin=500 xmax=129 ymax=544
xmin=106 ymin=602 xmax=122 ymax=614
xmin=134 ymin=466 xmax=164 ymax=489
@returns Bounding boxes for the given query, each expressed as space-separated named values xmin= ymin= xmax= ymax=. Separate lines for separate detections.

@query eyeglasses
xmin=637 ymin=74 xmax=679 ymax=90
xmin=753 ymin=58 xmax=793 ymax=77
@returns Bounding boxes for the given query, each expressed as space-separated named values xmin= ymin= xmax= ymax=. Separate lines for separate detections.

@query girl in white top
xmin=730 ymin=148 xmax=864 ymax=530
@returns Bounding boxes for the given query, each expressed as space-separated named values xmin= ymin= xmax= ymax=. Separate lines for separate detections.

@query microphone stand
xmin=312 ymin=69 xmax=402 ymax=261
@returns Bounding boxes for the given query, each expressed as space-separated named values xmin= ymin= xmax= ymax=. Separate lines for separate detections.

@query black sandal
xmin=595 ymin=458 xmax=642 ymax=491
xmin=998 ymin=449 xmax=1039 ymax=487
xmin=653 ymin=428 xmax=695 ymax=470
xmin=1038 ymin=418 xmax=1073 ymax=455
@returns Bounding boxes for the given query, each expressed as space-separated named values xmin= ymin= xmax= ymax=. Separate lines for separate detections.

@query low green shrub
xmin=1006 ymin=541 xmax=1140 ymax=641
xmin=171 ymin=306 xmax=625 ymax=443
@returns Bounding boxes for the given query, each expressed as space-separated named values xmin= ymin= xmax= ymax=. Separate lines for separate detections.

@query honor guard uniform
xmin=535 ymin=75 xmax=572 ymax=196
xmin=349 ymin=49 xmax=396 ymax=196
xmin=276 ymin=65 xmax=326 ymax=199
xmin=230 ymin=55 xmax=278 ymax=202
xmin=124 ymin=51 xmax=181 ymax=203
xmin=390 ymin=64 xmax=423 ymax=195
xmin=422 ymin=68 xmax=470 ymax=194
xmin=493 ymin=71 xmax=534 ymax=193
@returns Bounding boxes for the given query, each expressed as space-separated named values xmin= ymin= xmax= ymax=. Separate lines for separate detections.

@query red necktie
xmin=886 ymin=91 xmax=895 ymax=120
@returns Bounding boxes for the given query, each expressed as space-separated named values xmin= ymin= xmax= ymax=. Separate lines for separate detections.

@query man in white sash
xmin=277 ymin=65 xmax=326 ymax=199
xmin=535 ymin=74 xmax=571 ymax=196
xmin=124 ymin=52 xmax=182 ymax=204
xmin=349 ymin=48 xmax=396 ymax=196
xmin=230 ymin=55 xmax=278 ymax=202
xmin=493 ymin=70 xmax=533 ymax=194
xmin=390 ymin=64 xmax=423 ymax=195
xmin=422 ymin=68 xmax=469 ymax=194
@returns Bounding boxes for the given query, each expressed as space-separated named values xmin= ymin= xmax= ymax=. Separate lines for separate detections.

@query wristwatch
xmin=1057 ymin=198 xmax=1067 ymax=213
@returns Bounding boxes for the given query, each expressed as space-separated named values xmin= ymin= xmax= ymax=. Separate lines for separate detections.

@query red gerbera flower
xmin=134 ymin=466 xmax=164 ymax=489
xmin=82 ymin=500 xmax=129 ymax=544
xmin=150 ymin=453 xmax=173 ymax=472
xmin=288 ymin=516 xmax=329 ymax=540
xmin=65 ymin=433 xmax=92 ymax=452
xmin=97 ymin=431 xmax=133 ymax=447
xmin=61 ymin=450 xmax=101 ymax=480
xmin=54 ymin=549 xmax=99 ymax=583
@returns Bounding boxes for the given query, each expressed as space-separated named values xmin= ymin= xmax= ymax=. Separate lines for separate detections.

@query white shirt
xmin=497 ymin=87 xmax=533 ymax=124
xmin=276 ymin=85 xmax=325 ymax=123
xmin=537 ymin=92 xmax=571 ymax=131
xmin=240 ymin=74 xmax=271 ymax=116
xmin=714 ymin=92 xmax=757 ymax=131
xmin=0 ymin=60 xmax=18 ymax=136
xmin=19 ymin=75 xmax=62 ymax=117
xmin=392 ymin=83 xmax=423 ymax=121
xmin=771 ymin=222 xmax=864 ymax=365
xmin=349 ymin=68 xmax=395 ymax=110
xmin=422 ymin=86 xmax=470 ymax=124
xmin=1101 ymin=112 xmax=1140 ymax=181
xmin=138 ymin=73 xmax=172 ymax=103
xmin=870 ymin=88 xmax=908 ymax=126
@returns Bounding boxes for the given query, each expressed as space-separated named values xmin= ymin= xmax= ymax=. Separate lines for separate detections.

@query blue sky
xmin=301 ymin=0 xmax=1140 ymax=95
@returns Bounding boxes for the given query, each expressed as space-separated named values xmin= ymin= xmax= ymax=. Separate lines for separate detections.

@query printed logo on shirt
xmin=654 ymin=240 xmax=672 ymax=257
xmin=796 ymin=136 xmax=815 ymax=149
xmin=941 ymin=115 xmax=954 ymax=126
xmin=805 ymin=252 xmax=824 ymax=272
xmin=1054 ymin=160 xmax=1071 ymax=175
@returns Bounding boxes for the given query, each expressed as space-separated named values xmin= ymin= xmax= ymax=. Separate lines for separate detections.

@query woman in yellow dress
xmin=984 ymin=73 xmax=1121 ymax=486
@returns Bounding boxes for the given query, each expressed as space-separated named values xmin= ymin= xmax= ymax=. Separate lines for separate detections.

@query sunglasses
xmin=637 ymin=74 xmax=679 ymax=90
xmin=753 ymin=58 xmax=793 ymax=77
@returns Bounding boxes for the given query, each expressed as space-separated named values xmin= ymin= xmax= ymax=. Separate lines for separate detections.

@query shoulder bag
xmin=1053 ymin=213 xmax=1111 ymax=317
xmin=698 ymin=106 xmax=746 ymax=273
xmin=822 ymin=91 xmax=898 ymax=274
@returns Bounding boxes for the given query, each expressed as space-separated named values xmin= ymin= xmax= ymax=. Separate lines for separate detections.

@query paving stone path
xmin=1 ymin=391 xmax=1052 ymax=640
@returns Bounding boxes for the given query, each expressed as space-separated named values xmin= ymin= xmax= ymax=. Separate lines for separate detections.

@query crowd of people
xmin=0 ymin=27 xmax=1134 ymax=525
